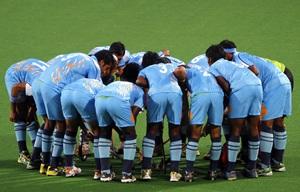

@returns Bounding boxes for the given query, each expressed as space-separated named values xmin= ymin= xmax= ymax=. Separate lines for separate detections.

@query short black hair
xmin=205 ymin=44 xmax=226 ymax=64
xmin=121 ymin=63 xmax=140 ymax=83
xmin=158 ymin=57 xmax=171 ymax=64
xmin=141 ymin=51 xmax=161 ymax=68
xmin=109 ymin=41 xmax=125 ymax=56
xmin=94 ymin=50 xmax=115 ymax=66
xmin=219 ymin=40 xmax=237 ymax=49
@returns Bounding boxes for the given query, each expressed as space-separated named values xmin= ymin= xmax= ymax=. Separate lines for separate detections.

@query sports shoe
xmin=46 ymin=166 xmax=59 ymax=176
xmin=17 ymin=151 xmax=31 ymax=165
xmin=206 ymin=170 xmax=218 ymax=181
xmin=26 ymin=159 xmax=41 ymax=170
xmin=224 ymin=171 xmax=237 ymax=181
xmin=93 ymin=170 xmax=101 ymax=180
xmin=243 ymin=168 xmax=258 ymax=178
xmin=141 ymin=169 xmax=152 ymax=180
xmin=100 ymin=172 xmax=115 ymax=182
xmin=184 ymin=171 xmax=193 ymax=182
xmin=170 ymin=171 xmax=182 ymax=182
xmin=257 ymin=167 xmax=273 ymax=176
xmin=121 ymin=174 xmax=136 ymax=183
xmin=39 ymin=163 xmax=47 ymax=174
xmin=272 ymin=162 xmax=286 ymax=172
xmin=65 ymin=166 xmax=82 ymax=177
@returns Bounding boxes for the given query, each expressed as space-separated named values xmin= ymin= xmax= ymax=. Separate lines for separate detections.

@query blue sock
xmin=34 ymin=128 xmax=43 ymax=148
xmin=186 ymin=140 xmax=198 ymax=172
xmin=42 ymin=129 xmax=53 ymax=164
xmin=63 ymin=134 xmax=76 ymax=167
xmin=15 ymin=122 xmax=27 ymax=152
xmin=99 ymin=138 xmax=111 ymax=174
xmin=142 ymin=137 xmax=155 ymax=169
xmin=50 ymin=131 xmax=64 ymax=167
xmin=272 ymin=126 xmax=287 ymax=163
xmin=210 ymin=140 xmax=222 ymax=171
xmin=227 ymin=136 xmax=240 ymax=172
xmin=26 ymin=121 xmax=38 ymax=144
xmin=248 ymin=137 xmax=260 ymax=169
xmin=260 ymin=125 xmax=273 ymax=168
xmin=123 ymin=139 xmax=136 ymax=175
xmin=170 ymin=139 xmax=182 ymax=171
xmin=93 ymin=137 xmax=101 ymax=170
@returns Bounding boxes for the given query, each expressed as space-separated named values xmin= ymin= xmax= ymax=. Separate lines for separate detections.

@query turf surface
xmin=0 ymin=0 xmax=299 ymax=191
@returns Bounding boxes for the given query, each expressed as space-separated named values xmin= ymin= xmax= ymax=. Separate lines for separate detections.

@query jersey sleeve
xmin=209 ymin=63 xmax=222 ymax=77
xmin=138 ymin=68 xmax=147 ymax=78
xmin=87 ymin=60 xmax=102 ymax=81
xmin=133 ymin=86 xmax=144 ymax=109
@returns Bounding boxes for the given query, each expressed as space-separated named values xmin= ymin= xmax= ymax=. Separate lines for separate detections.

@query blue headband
xmin=223 ymin=48 xmax=237 ymax=53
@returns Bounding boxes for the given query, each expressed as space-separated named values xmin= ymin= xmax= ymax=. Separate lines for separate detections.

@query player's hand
xmin=26 ymin=105 xmax=36 ymax=122
xmin=9 ymin=111 xmax=17 ymax=122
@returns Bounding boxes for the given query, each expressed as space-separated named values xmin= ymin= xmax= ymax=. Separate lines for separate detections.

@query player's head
xmin=205 ymin=44 xmax=226 ymax=65
xmin=109 ymin=41 xmax=126 ymax=62
xmin=120 ymin=63 xmax=140 ymax=84
xmin=141 ymin=51 xmax=161 ymax=68
xmin=94 ymin=50 xmax=117 ymax=77
xmin=219 ymin=40 xmax=237 ymax=61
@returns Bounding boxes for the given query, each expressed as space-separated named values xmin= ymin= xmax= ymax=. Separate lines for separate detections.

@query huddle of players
xmin=5 ymin=40 xmax=292 ymax=183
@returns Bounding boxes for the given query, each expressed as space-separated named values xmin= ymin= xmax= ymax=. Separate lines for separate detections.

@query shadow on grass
xmin=0 ymin=157 xmax=238 ymax=192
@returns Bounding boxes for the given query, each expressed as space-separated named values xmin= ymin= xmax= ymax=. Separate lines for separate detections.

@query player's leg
xmin=28 ymin=79 xmax=46 ymax=169
xmin=206 ymin=92 xmax=224 ymax=180
xmin=184 ymin=93 xmax=208 ymax=182
xmin=90 ymin=122 xmax=101 ymax=180
xmin=272 ymin=84 xmax=291 ymax=172
xmin=99 ymin=125 xmax=113 ymax=181
xmin=121 ymin=126 xmax=137 ymax=183
xmin=41 ymin=85 xmax=65 ymax=175
xmin=258 ymin=85 xmax=287 ymax=176
xmin=167 ymin=92 xmax=183 ymax=182
xmin=95 ymin=96 xmax=114 ymax=181
xmin=243 ymin=85 xmax=262 ymax=178
xmin=225 ymin=118 xmax=243 ymax=180
xmin=245 ymin=115 xmax=260 ymax=178
xmin=14 ymin=102 xmax=31 ymax=164
xmin=141 ymin=93 xmax=166 ymax=180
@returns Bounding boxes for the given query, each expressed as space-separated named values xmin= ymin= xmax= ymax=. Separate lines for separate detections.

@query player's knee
xmin=123 ymin=126 xmax=137 ymax=140
xmin=146 ymin=122 xmax=161 ymax=140
xmin=189 ymin=124 xmax=202 ymax=141
xmin=169 ymin=123 xmax=181 ymax=141
xmin=209 ymin=125 xmax=221 ymax=141
xmin=274 ymin=117 xmax=285 ymax=128
xmin=99 ymin=126 xmax=113 ymax=139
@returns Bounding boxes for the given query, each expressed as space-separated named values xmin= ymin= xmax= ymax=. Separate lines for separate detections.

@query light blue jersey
xmin=5 ymin=58 xmax=49 ymax=102
xmin=233 ymin=52 xmax=290 ymax=92
xmin=188 ymin=54 xmax=209 ymax=70
xmin=157 ymin=52 xmax=184 ymax=64
xmin=88 ymin=46 xmax=130 ymax=67
xmin=209 ymin=58 xmax=261 ymax=93
xmin=233 ymin=52 xmax=292 ymax=120
xmin=187 ymin=66 xmax=224 ymax=126
xmin=63 ymin=78 xmax=104 ymax=96
xmin=39 ymin=53 xmax=101 ymax=92
xmin=96 ymin=81 xmax=144 ymax=109
xmin=127 ymin=52 xmax=145 ymax=66
xmin=165 ymin=56 xmax=184 ymax=65
xmin=186 ymin=65 xmax=223 ymax=96
xmin=95 ymin=81 xmax=144 ymax=127
xmin=61 ymin=78 xmax=104 ymax=121
xmin=138 ymin=63 xmax=182 ymax=96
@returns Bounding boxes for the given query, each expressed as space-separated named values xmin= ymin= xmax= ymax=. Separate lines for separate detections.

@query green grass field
xmin=1 ymin=0 xmax=300 ymax=191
